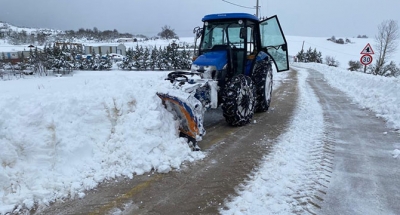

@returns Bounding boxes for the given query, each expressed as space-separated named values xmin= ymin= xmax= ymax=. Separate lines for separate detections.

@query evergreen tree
xmin=168 ymin=44 xmax=179 ymax=70
xmin=296 ymin=49 xmax=305 ymax=62
xmin=149 ymin=46 xmax=158 ymax=70
xmin=132 ymin=44 xmax=142 ymax=70
xmin=156 ymin=46 xmax=165 ymax=70
xmin=305 ymin=47 xmax=313 ymax=62
xmin=304 ymin=47 xmax=323 ymax=63
xmin=166 ymin=46 xmax=174 ymax=70
xmin=120 ymin=47 xmax=133 ymax=70
xmin=142 ymin=46 xmax=150 ymax=70
xmin=180 ymin=48 xmax=192 ymax=70
xmin=99 ymin=51 xmax=112 ymax=70
xmin=91 ymin=48 xmax=98 ymax=70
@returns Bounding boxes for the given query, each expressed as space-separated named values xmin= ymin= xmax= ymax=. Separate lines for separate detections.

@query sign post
xmin=360 ymin=43 xmax=374 ymax=73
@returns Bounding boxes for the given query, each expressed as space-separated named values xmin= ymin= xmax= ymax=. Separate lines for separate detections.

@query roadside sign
xmin=360 ymin=43 xmax=374 ymax=55
xmin=360 ymin=54 xmax=373 ymax=66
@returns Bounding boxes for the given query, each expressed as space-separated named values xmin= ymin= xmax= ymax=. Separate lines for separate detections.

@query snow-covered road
xmin=221 ymin=65 xmax=400 ymax=215
xmin=221 ymin=68 xmax=329 ymax=214
xmin=309 ymin=68 xmax=400 ymax=215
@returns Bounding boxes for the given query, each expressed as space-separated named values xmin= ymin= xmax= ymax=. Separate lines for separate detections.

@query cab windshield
xmin=200 ymin=21 xmax=244 ymax=51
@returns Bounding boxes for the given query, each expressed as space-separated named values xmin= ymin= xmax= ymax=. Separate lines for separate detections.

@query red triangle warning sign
xmin=360 ymin=43 xmax=374 ymax=54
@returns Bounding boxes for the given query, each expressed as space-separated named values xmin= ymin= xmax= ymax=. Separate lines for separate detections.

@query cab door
xmin=260 ymin=15 xmax=289 ymax=72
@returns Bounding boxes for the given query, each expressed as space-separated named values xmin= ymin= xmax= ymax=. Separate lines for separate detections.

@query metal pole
xmin=256 ymin=0 xmax=259 ymax=18
xmin=301 ymin=41 xmax=305 ymax=62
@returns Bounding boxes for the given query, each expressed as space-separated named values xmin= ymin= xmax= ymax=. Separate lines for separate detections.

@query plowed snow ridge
xmin=221 ymin=69 xmax=327 ymax=215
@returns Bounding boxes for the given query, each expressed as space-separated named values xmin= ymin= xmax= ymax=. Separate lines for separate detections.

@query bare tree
xmin=374 ymin=20 xmax=399 ymax=75
xmin=158 ymin=25 xmax=179 ymax=40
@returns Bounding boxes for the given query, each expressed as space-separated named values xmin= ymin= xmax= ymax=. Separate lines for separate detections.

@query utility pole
xmin=255 ymin=0 xmax=260 ymax=18
xmin=221 ymin=0 xmax=260 ymax=17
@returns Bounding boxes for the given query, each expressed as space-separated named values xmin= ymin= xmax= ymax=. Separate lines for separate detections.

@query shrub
xmin=325 ymin=56 xmax=339 ymax=67
xmin=348 ymin=60 xmax=362 ymax=71
xmin=336 ymin=38 xmax=345 ymax=44
xmin=296 ymin=47 xmax=323 ymax=63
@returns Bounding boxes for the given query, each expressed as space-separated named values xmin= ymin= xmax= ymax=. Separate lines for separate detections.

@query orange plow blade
xmin=157 ymin=92 xmax=205 ymax=142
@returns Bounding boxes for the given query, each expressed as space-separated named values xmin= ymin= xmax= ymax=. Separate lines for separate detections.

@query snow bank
xmin=393 ymin=149 xmax=400 ymax=159
xmin=295 ymin=63 xmax=400 ymax=130
xmin=0 ymin=71 xmax=204 ymax=214
xmin=221 ymin=69 xmax=326 ymax=214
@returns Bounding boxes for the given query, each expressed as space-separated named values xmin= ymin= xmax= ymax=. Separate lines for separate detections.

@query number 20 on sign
xmin=360 ymin=54 xmax=373 ymax=66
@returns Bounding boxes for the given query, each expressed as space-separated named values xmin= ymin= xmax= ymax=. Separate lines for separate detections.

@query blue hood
xmin=193 ymin=51 xmax=227 ymax=70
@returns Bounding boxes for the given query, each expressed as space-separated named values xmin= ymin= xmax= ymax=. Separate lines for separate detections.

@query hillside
xmin=285 ymin=35 xmax=400 ymax=69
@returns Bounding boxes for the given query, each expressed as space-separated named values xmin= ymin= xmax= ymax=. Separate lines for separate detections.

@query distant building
xmin=84 ymin=44 xmax=126 ymax=56
xmin=116 ymin=38 xmax=137 ymax=43
xmin=0 ymin=50 xmax=31 ymax=64
xmin=55 ymin=42 xmax=84 ymax=53
xmin=0 ymin=44 xmax=36 ymax=64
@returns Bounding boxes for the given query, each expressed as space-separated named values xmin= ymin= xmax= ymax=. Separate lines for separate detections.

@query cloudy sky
xmin=0 ymin=0 xmax=399 ymax=38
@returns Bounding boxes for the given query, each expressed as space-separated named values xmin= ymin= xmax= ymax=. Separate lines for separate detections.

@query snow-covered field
xmin=286 ymin=36 xmax=381 ymax=67
xmin=0 ymin=36 xmax=399 ymax=214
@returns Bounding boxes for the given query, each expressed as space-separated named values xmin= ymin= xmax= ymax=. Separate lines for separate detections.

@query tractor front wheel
xmin=222 ymin=74 xmax=256 ymax=126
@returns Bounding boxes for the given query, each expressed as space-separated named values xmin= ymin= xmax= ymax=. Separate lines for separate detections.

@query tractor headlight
xmin=191 ymin=64 xmax=200 ymax=73
xmin=203 ymin=65 xmax=217 ymax=79
xmin=191 ymin=64 xmax=217 ymax=79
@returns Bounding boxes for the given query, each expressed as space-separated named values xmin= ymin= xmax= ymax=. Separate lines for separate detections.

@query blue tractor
xmin=157 ymin=13 xmax=289 ymax=149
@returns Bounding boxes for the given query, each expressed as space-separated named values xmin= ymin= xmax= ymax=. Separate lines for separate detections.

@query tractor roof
xmin=202 ymin=13 xmax=259 ymax=22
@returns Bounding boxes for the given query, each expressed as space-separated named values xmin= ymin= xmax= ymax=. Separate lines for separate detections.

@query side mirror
xmin=281 ymin=44 xmax=287 ymax=52
xmin=240 ymin=27 xmax=246 ymax=39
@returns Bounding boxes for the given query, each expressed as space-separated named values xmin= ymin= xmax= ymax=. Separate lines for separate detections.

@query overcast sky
xmin=0 ymin=0 xmax=399 ymax=38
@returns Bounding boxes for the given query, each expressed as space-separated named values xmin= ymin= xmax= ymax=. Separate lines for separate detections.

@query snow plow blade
xmin=157 ymin=92 xmax=205 ymax=143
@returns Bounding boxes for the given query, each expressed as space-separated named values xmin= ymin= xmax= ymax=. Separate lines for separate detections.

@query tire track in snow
xmin=220 ymin=69 xmax=334 ymax=215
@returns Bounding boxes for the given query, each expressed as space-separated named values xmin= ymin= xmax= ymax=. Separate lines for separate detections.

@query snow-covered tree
xmin=142 ymin=47 xmax=150 ymax=70
xmin=119 ymin=47 xmax=134 ymax=70
xmin=148 ymin=46 xmax=158 ymax=70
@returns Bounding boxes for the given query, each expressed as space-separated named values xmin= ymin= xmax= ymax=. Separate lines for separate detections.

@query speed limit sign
xmin=360 ymin=54 xmax=373 ymax=66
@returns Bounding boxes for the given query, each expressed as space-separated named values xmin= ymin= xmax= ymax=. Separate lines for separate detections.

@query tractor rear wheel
xmin=222 ymin=74 xmax=256 ymax=126
xmin=252 ymin=60 xmax=273 ymax=112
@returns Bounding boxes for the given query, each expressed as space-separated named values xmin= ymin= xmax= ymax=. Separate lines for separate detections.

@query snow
xmin=0 ymin=35 xmax=400 ymax=214
xmin=221 ymin=68 xmax=326 ymax=214
xmin=298 ymin=63 xmax=400 ymax=129
xmin=393 ymin=149 xmax=400 ymax=159
xmin=286 ymin=35 xmax=400 ymax=67
xmin=0 ymin=71 xmax=205 ymax=214
xmin=0 ymin=45 xmax=31 ymax=52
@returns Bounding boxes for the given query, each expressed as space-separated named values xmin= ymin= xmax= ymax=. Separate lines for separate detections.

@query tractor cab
xmin=192 ymin=13 xmax=289 ymax=80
